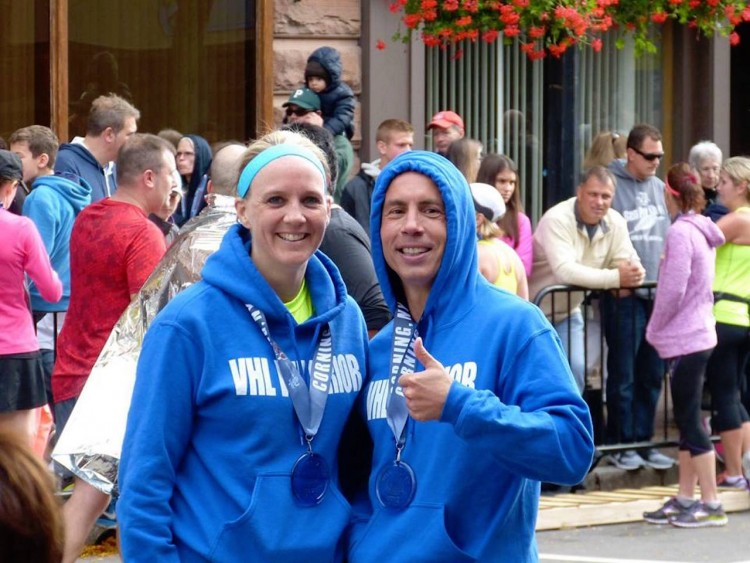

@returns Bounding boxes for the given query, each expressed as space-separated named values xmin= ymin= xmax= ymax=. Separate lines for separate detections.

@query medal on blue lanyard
xmin=246 ymin=304 xmax=333 ymax=507
xmin=375 ymin=302 xmax=418 ymax=509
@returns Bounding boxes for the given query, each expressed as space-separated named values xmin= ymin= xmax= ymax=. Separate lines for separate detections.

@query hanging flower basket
xmin=382 ymin=0 xmax=750 ymax=60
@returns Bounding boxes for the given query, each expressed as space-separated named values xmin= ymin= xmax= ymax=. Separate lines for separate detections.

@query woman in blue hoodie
xmin=348 ymin=151 xmax=594 ymax=562
xmin=118 ymin=130 xmax=368 ymax=562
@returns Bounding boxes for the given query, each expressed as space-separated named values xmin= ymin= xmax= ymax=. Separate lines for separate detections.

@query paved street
xmin=537 ymin=509 xmax=750 ymax=563
xmin=81 ymin=510 xmax=750 ymax=562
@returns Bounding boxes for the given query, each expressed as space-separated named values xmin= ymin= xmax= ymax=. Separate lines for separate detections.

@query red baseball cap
xmin=427 ymin=110 xmax=464 ymax=133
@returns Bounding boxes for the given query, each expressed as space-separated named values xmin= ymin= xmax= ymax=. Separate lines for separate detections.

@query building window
xmin=576 ymin=32 xmax=663 ymax=178
xmin=425 ymin=38 xmax=544 ymax=221
xmin=67 ymin=0 xmax=257 ymax=144
xmin=0 ymin=1 xmax=51 ymax=140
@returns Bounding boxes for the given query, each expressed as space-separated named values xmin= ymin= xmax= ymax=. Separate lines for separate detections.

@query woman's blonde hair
xmin=583 ymin=131 xmax=626 ymax=170
xmin=477 ymin=216 xmax=502 ymax=240
xmin=236 ymin=130 xmax=330 ymax=198
xmin=722 ymin=156 xmax=750 ymax=201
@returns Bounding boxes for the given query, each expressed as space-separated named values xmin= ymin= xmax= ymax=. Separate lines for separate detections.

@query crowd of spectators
xmin=2 ymin=74 xmax=750 ymax=557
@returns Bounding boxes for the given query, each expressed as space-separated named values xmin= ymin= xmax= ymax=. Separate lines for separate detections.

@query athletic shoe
xmin=717 ymin=475 xmax=749 ymax=490
xmin=669 ymin=501 xmax=728 ymax=528
xmin=641 ymin=448 xmax=676 ymax=470
xmin=607 ymin=450 xmax=645 ymax=471
xmin=643 ymin=497 xmax=690 ymax=525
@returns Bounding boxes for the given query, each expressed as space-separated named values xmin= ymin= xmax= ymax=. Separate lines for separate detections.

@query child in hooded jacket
xmin=305 ymin=46 xmax=355 ymax=140
xmin=304 ymin=46 xmax=356 ymax=201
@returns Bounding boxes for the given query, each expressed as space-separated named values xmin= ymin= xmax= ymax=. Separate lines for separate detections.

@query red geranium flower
xmin=386 ymin=0 xmax=747 ymax=60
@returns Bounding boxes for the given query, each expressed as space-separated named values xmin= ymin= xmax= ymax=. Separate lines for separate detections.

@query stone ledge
xmin=584 ymin=463 xmax=680 ymax=492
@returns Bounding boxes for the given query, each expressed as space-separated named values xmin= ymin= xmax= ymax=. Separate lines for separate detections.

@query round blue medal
xmin=376 ymin=460 xmax=416 ymax=509
xmin=291 ymin=452 xmax=329 ymax=506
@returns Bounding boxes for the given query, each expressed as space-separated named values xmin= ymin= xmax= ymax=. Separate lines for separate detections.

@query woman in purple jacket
xmin=644 ymin=163 xmax=727 ymax=528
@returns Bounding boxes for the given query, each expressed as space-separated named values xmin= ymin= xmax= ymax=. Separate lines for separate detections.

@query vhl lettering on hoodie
xmin=228 ymin=354 xmax=363 ymax=397
xmin=366 ymin=361 xmax=477 ymax=420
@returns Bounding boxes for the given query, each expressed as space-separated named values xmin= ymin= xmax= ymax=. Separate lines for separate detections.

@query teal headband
xmin=237 ymin=144 xmax=327 ymax=198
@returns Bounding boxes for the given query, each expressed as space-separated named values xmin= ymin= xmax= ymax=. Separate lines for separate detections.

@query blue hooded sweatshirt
xmin=307 ymin=46 xmax=355 ymax=139
xmin=348 ymin=151 xmax=594 ymax=562
xmin=23 ymin=173 xmax=91 ymax=311
xmin=54 ymin=142 xmax=110 ymax=202
xmin=118 ymin=224 xmax=369 ymax=563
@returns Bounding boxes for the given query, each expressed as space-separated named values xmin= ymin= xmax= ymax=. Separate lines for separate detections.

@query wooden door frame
xmin=51 ymin=0 xmax=68 ymax=140
xmin=256 ymin=0 xmax=274 ymax=135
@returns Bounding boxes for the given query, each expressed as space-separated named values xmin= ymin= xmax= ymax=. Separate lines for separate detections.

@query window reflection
xmin=0 ymin=1 xmax=50 ymax=139
xmin=68 ymin=0 xmax=255 ymax=143
xmin=577 ymin=32 xmax=663 ymax=180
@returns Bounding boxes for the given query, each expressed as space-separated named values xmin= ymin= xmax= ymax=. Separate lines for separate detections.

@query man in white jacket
xmin=529 ymin=166 xmax=644 ymax=392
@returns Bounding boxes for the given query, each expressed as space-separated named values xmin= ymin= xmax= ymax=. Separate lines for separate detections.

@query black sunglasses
xmin=285 ymin=107 xmax=313 ymax=117
xmin=631 ymin=146 xmax=664 ymax=162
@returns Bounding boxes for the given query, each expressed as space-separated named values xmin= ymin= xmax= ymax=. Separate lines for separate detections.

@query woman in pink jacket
xmin=644 ymin=163 xmax=726 ymax=528
xmin=0 ymin=151 xmax=61 ymax=445
xmin=477 ymin=153 xmax=533 ymax=276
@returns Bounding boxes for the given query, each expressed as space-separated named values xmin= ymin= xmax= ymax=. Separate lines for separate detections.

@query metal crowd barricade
xmin=532 ymin=283 xmax=679 ymax=466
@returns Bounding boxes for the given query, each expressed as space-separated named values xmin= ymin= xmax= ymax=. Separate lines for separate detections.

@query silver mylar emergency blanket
xmin=52 ymin=195 xmax=237 ymax=495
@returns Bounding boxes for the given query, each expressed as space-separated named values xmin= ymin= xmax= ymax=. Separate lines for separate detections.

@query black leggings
xmin=670 ymin=349 xmax=714 ymax=456
xmin=706 ymin=322 xmax=750 ymax=432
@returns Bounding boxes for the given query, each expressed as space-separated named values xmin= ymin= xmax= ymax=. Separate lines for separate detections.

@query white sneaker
xmin=642 ymin=448 xmax=675 ymax=470
xmin=607 ymin=450 xmax=645 ymax=471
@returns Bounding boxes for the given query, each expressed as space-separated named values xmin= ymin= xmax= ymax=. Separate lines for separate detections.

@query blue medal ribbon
xmin=376 ymin=302 xmax=419 ymax=509
xmin=386 ymin=303 xmax=418 ymax=448
xmin=246 ymin=305 xmax=332 ymax=439
xmin=246 ymin=304 xmax=333 ymax=505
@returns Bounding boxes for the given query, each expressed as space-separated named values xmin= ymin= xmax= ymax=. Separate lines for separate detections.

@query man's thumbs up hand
xmin=398 ymin=337 xmax=453 ymax=421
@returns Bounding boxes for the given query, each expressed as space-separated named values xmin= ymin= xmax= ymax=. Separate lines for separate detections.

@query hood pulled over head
xmin=369 ymin=150 xmax=479 ymax=322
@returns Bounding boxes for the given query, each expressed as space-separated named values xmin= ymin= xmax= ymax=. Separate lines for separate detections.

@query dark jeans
xmin=601 ymin=293 xmax=664 ymax=444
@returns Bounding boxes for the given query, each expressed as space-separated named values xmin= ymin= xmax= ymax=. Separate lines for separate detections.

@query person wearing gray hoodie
xmin=602 ymin=124 xmax=672 ymax=472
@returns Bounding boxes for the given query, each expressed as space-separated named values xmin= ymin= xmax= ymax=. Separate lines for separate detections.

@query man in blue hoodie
xmin=348 ymin=151 xmax=594 ymax=562
xmin=55 ymin=94 xmax=139 ymax=202
xmin=10 ymin=125 xmax=92 ymax=404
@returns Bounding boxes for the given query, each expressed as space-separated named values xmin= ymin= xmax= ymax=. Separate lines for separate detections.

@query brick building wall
xmin=273 ymin=0 xmax=362 ymax=180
